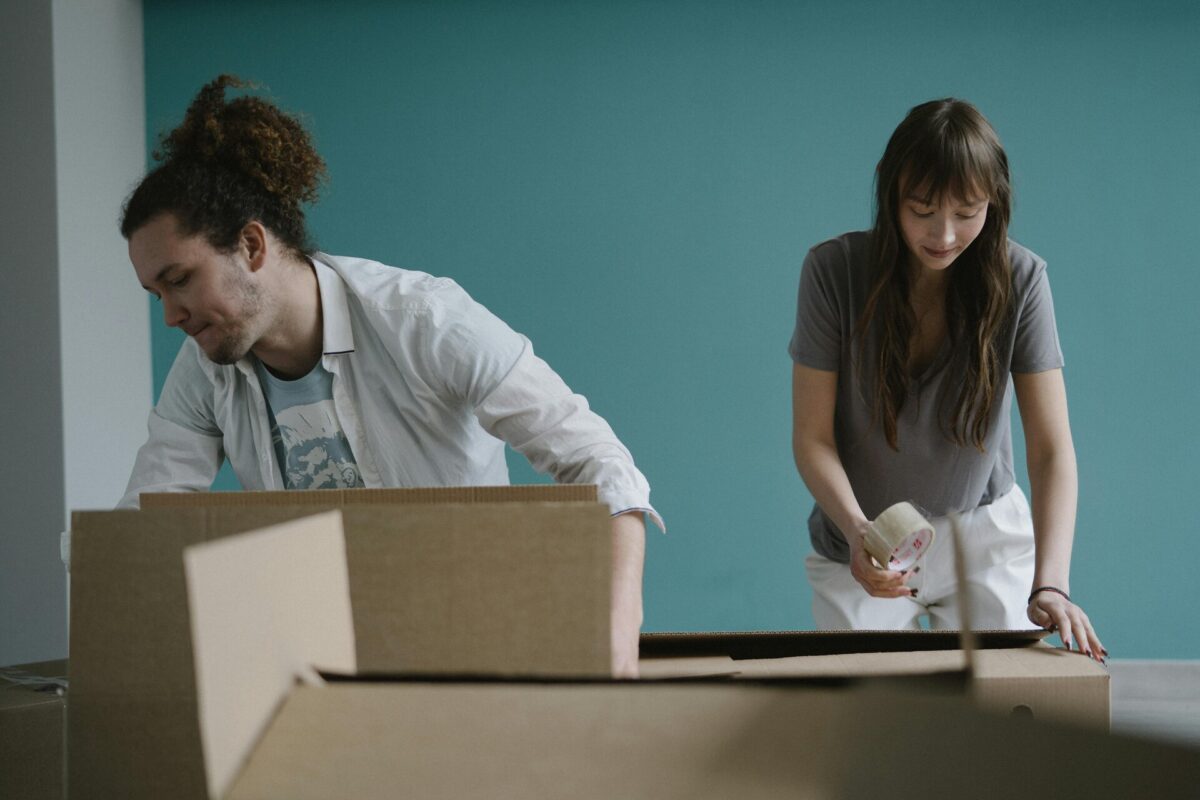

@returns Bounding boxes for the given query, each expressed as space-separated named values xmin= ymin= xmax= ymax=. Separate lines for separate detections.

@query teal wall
xmin=143 ymin=1 xmax=1200 ymax=657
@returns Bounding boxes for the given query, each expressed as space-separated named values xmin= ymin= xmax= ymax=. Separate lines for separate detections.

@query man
xmin=115 ymin=75 xmax=660 ymax=675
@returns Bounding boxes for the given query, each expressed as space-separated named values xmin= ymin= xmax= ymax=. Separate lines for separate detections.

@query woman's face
xmin=898 ymin=189 xmax=989 ymax=275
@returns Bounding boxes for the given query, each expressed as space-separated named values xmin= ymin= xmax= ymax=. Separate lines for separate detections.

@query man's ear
xmin=240 ymin=221 xmax=269 ymax=272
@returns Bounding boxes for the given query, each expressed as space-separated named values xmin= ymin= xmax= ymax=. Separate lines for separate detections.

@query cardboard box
xmin=0 ymin=659 xmax=66 ymax=800
xmin=68 ymin=486 xmax=611 ymax=800
xmin=217 ymin=681 xmax=1200 ymax=800
xmin=640 ymin=630 xmax=1110 ymax=729
xmin=178 ymin=514 xmax=1199 ymax=800
xmin=66 ymin=489 xmax=1138 ymax=798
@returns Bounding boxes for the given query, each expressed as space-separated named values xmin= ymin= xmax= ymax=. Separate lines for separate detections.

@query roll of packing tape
xmin=865 ymin=501 xmax=935 ymax=572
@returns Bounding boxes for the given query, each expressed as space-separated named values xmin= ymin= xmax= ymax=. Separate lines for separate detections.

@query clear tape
xmin=865 ymin=501 xmax=935 ymax=572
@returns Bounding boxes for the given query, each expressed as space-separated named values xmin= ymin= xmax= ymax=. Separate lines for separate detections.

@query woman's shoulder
xmin=1006 ymin=238 xmax=1051 ymax=295
xmin=805 ymin=230 xmax=871 ymax=279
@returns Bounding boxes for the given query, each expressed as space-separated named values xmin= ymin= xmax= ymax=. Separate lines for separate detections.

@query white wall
xmin=0 ymin=0 xmax=147 ymax=666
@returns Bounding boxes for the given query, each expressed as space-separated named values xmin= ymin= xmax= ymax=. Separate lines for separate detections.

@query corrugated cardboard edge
xmin=639 ymin=629 xmax=1048 ymax=658
xmin=142 ymin=484 xmax=599 ymax=508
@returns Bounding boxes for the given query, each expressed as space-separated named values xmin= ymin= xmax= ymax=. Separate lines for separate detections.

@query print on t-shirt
xmin=254 ymin=358 xmax=364 ymax=491
xmin=271 ymin=401 xmax=363 ymax=489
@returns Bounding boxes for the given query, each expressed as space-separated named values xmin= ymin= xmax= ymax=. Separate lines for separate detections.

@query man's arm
xmin=117 ymin=341 xmax=225 ymax=508
xmin=474 ymin=343 xmax=660 ymax=677
xmin=117 ymin=408 xmax=224 ymax=508
xmin=610 ymin=511 xmax=646 ymax=677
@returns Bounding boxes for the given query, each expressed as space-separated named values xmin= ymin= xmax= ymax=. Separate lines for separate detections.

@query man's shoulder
xmin=315 ymin=253 xmax=468 ymax=314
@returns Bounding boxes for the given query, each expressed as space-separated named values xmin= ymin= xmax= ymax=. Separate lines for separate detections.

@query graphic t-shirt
xmin=253 ymin=359 xmax=364 ymax=490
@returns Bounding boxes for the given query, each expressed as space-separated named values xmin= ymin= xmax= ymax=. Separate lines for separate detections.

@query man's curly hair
xmin=120 ymin=75 xmax=327 ymax=256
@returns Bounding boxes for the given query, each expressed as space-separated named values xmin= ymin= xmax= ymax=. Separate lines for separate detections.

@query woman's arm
xmin=1014 ymin=368 xmax=1105 ymax=660
xmin=792 ymin=363 xmax=914 ymax=598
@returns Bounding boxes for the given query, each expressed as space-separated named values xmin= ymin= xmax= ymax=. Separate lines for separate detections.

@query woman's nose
xmin=931 ymin=215 xmax=956 ymax=245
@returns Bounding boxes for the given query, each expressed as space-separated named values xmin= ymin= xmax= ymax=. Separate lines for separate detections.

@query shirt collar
xmin=228 ymin=253 xmax=355 ymax=379
xmin=311 ymin=253 xmax=355 ymax=356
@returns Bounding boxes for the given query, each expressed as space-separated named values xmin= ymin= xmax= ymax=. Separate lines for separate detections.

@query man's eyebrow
xmin=140 ymin=262 xmax=181 ymax=293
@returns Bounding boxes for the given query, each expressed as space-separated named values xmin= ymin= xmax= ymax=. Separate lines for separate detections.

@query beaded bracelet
xmin=1027 ymin=586 xmax=1071 ymax=604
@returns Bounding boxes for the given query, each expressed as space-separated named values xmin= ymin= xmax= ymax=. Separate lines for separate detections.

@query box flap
xmin=184 ymin=511 xmax=356 ymax=800
xmin=224 ymin=680 xmax=1200 ymax=800
xmin=341 ymin=504 xmax=611 ymax=675
xmin=226 ymin=681 xmax=864 ymax=799
xmin=637 ymin=655 xmax=740 ymax=679
xmin=640 ymin=629 xmax=1047 ymax=659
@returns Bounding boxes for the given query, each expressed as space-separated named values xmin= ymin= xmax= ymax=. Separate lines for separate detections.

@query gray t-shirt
xmin=789 ymin=231 xmax=1064 ymax=563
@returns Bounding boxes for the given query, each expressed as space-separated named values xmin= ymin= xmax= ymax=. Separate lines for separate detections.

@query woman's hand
xmin=1027 ymin=591 xmax=1106 ymax=662
xmin=848 ymin=527 xmax=917 ymax=599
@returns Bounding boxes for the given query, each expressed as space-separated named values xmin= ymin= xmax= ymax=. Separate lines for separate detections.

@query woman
xmin=790 ymin=98 xmax=1104 ymax=660
xmin=116 ymin=75 xmax=660 ymax=676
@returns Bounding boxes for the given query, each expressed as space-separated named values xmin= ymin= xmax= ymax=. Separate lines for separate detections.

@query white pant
xmin=806 ymin=486 xmax=1038 ymax=630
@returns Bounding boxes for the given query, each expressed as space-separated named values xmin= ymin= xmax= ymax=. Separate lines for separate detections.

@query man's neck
xmin=251 ymin=256 xmax=323 ymax=380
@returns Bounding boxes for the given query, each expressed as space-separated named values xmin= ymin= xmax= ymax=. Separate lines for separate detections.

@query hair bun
xmin=155 ymin=74 xmax=325 ymax=209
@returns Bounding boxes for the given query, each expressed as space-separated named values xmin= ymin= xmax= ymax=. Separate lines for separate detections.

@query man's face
xmin=129 ymin=214 xmax=264 ymax=365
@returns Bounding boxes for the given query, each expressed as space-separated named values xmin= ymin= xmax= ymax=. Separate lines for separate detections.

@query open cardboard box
xmin=68 ymin=486 xmax=611 ymax=799
xmin=638 ymin=628 xmax=1109 ymax=729
xmin=181 ymin=511 xmax=1200 ymax=800
xmin=65 ymin=487 xmax=1174 ymax=798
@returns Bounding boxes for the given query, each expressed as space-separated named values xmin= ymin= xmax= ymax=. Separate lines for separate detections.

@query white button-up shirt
xmin=118 ymin=253 xmax=661 ymax=528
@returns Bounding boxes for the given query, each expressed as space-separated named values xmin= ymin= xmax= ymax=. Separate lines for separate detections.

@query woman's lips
xmin=922 ymin=246 xmax=956 ymax=258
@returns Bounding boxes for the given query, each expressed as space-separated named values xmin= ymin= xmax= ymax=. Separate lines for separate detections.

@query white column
xmin=0 ymin=0 xmax=147 ymax=666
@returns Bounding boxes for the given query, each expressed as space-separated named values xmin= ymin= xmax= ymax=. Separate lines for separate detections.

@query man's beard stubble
xmin=202 ymin=260 xmax=265 ymax=366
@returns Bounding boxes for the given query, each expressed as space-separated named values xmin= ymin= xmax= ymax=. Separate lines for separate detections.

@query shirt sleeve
xmin=473 ymin=340 xmax=663 ymax=530
xmin=788 ymin=244 xmax=843 ymax=371
xmin=413 ymin=284 xmax=663 ymax=529
xmin=1010 ymin=265 xmax=1065 ymax=374
xmin=116 ymin=342 xmax=224 ymax=508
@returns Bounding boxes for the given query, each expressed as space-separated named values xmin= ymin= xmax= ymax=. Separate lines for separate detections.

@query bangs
xmin=899 ymin=127 xmax=1000 ymax=206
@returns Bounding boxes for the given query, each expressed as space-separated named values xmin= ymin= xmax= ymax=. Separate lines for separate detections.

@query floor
xmin=1108 ymin=660 xmax=1200 ymax=748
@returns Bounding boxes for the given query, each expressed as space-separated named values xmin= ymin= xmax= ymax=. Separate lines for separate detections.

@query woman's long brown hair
xmin=854 ymin=99 xmax=1013 ymax=452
